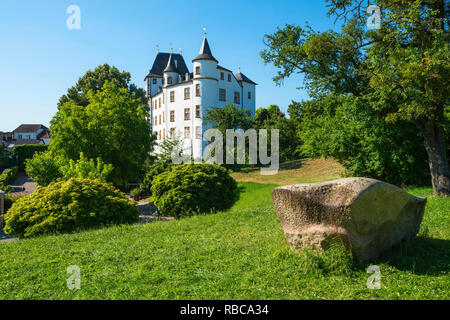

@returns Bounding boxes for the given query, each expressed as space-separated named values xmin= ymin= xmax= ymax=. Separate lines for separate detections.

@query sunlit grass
xmin=0 ymin=181 xmax=448 ymax=300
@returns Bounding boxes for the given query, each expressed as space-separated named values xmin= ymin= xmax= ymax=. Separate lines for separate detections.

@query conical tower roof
xmin=192 ymin=35 xmax=218 ymax=63
xmin=163 ymin=51 xmax=177 ymax=73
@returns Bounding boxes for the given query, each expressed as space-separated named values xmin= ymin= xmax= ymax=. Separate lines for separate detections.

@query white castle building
xmin=145 ymin=33 xmax=257 ymax=160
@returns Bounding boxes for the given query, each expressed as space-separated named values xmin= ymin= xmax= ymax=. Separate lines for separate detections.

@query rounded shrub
xmin=4 ymin=178 xmax=139 ymax=238
xmin=151 ymin=164 xmax=238 ymax=218
xmin=140 ymin=162 xmax=173 ymax=194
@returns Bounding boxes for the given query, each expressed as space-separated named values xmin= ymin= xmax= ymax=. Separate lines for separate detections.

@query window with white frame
xmin=184 ymin=108 xmax=190 ymax=121
xmin=184 ymin=127 xmax=191 ymax=139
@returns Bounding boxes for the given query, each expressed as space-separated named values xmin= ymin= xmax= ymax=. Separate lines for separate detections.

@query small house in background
xmin=12 ymin=124 xmax=49 ymax=142
xmin=1 ymin=124 xmax=51 ymax=152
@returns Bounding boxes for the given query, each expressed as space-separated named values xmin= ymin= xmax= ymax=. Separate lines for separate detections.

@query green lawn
xmin=0 ymin=181 xmax=448 ymax=300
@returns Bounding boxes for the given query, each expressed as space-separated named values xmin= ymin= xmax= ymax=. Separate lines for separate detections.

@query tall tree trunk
xmin=423 ymin=119 xmax=450 ymax=196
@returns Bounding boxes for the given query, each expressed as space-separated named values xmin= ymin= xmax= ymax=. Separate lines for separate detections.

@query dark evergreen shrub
xmin=151 ymin=164 xmax=238 ymax=218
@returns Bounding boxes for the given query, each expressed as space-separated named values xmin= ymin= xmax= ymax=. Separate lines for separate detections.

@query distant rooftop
xmin=13 ymin=124 xmax=48 ymax=133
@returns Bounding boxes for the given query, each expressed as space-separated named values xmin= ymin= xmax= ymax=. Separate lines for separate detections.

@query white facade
xmin=145 ymin=35 xmax=257 ymax=160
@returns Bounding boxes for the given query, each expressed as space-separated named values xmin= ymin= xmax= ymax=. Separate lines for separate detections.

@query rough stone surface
xmin=272 ymin=178 xmax=427 ymax=261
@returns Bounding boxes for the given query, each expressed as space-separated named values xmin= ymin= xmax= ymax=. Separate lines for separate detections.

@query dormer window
xmin=152 ymin=79 xmax=157 ymax=84
xmin=168 ymin=77 xmax=173 ymax=85
xmin=195 ymin=66 xmax=201 ymax=75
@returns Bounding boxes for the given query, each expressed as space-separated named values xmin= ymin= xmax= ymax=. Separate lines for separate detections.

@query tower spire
xmin=192 ymin=29 xmax=218 ymax=63
xmin=164 ymin=49 xmax=177 ymax=73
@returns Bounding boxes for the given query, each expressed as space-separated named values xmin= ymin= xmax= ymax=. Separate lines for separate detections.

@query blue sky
xmin=0 ymin=0 xmax=341 ymax=131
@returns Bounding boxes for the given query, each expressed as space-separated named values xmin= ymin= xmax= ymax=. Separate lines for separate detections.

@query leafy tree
xmin=254 ymin=105 xmax=301 ymax=163
xmin=25 ymin=151 xmax=64 ymax=186
xmin=58 ymin=64 xmax=148 ymax=111
xmin=50 ymin=82 xmax=153 ymax=187
xmin=204 ymin=103 xmax=253 ymax=169
xmin=261 ymin=0 xmax=449 ymax=195
xmin=299 ymin=94 xmax=429 ymax=185
xmin=25 ymin=151 xmax=114 ymax=186
xmin=60 ymin=153 xmax=113 ymax=182
xmin=204 ymin=103 xmax=253 ymax=133
xmin=157 ymin=130 xmax=185 ymax=165
xmin=254 ymin=104 xmax=285 ymax=127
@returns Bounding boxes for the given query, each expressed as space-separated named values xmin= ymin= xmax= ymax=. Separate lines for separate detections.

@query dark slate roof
xmin=235 ymin=71 xmax=257 ymax=85
xmin=192 ymin=36 xmax=218 ymax=63
xmin=13 ymin=124 xmax=48 ymax=133
xmin=145 ymin=53 xmax=190 ymax=79
xmin=163 ymin=52 xmax=177 ymax=73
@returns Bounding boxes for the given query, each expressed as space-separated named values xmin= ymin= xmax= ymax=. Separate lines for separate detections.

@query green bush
xmin=25 ymin=151 xmax=64 ymax=186
xmin=140 ymin=162 xmax=173 ymax=194
xmin=25 ymin=151 xmax=114 ymax=186
xmin=60 ymin=153 xmax=114 ymax=182
xmin=4 ymin=178 xmax=139 ymax=238
xmin=151 ymin=164 xmax=238 ymax=218
xmin=0 ymin=166 xmax=19 ymax=192
xmin=12 ymin=144 xmax=49 ymax=171
xmin=4 ymin=194 xmax=21 ymax=213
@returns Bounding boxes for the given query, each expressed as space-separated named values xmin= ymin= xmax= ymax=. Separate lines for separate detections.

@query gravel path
xmin=9 ymin=173 xmax=36 ymax=196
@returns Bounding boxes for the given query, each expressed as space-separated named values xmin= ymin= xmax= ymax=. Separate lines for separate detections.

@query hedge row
xmin=0 ymin=166 xmax=19 ymax=192
xmin=12 ymin=144 xmax=49 ymax=171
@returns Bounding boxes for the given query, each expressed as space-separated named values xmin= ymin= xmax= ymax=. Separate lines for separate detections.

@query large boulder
xmin=272 ymin=178 xmax=427 ymax=261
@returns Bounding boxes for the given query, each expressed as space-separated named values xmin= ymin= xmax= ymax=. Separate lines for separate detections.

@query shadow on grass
xmin=368 ymin=236 xmax=450 ymax=276
xmin=232 ymin=159 xmax=307 ymax=174
xmin=233 ymin=184 xmax=245 ymax=204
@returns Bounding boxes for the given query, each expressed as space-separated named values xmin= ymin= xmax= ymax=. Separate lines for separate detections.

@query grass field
xmin=231 ymin=158 xmax=344 ymax=185
xmin=0 ymin=159 xmax=448 ymax=300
